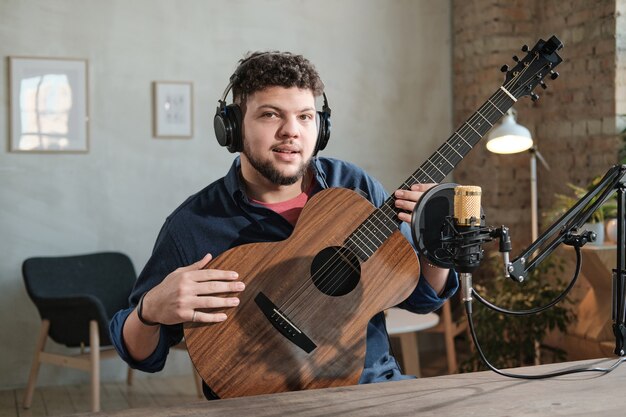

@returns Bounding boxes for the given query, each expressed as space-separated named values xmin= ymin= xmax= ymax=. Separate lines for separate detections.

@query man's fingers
xmin=188 ymin=269 xmax=240 ymax=283
xmin=195 ymin=295 xmax=241 ymax=309
xmin=196 ymin=280 xmax=245 ymax=295
xmin=394 ymin=189 xmax=422 ymax=203
xmin=189 ymin=295 xmax=242 ymax=323
xmin=394 ymin=198 xmax=417 ymax=212
xmin=180 ymin=253 xmax=213 ymax=272
xmin=411 ymin=183 xmax=437 ymax=192
xmin=398 ymin=212 xmax=411 ymax=224
xmin=394 ymin=184 xmax=438 ymax=201
xmin=191 ymin=311 xmax=228 ymax=323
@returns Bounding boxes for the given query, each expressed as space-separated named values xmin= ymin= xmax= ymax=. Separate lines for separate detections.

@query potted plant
xmin=547 ymin=180 xmax=617 ymax=246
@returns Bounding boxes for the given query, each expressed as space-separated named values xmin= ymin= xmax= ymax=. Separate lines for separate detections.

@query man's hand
xmin=394 ymin=183 xmax=437 ymax=224
xmin=142 ymin=253 xmax=244 ymax=325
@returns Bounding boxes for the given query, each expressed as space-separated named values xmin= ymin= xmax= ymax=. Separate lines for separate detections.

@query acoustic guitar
xmin=184 ymin=36 xmax=564 ymax=398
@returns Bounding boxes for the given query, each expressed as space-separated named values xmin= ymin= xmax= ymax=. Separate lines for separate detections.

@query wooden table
xmin=78 ymin=358 xmax=626 ymax=417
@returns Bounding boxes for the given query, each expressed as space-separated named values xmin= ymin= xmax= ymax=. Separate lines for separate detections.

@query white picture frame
xmin=8 ymin=56 xmax=89 ymax=153
xmin=152 ymin=81 xmax=193 ymax=138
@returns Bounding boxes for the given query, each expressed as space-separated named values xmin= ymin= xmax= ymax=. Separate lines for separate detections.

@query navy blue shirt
xmin=110 ymin=156 xmax=458 ymax=395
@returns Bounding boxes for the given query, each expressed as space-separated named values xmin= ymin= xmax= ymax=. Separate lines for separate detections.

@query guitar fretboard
xmin=344 ymin=89 xmax=516 ymax=261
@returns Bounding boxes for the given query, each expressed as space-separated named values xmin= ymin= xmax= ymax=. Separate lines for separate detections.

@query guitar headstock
xmin=500 ymin=35 xmax=563 ymax=102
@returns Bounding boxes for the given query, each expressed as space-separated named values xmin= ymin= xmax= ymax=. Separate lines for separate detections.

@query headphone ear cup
xmin=315 ymin=110 xmax=331 ymax=154
xmin=227 ymin=104 xmax=243 ymax=153
xmin=214 ymin=104 xmax=243 ymax=153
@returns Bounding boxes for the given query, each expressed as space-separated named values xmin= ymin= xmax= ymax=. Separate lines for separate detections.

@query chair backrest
xmin=23 ymin=252 xmax=137 ymax=347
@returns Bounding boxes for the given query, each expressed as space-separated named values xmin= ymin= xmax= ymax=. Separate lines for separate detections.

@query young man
xmin=110 ymin=51 xmax=457 ymax=398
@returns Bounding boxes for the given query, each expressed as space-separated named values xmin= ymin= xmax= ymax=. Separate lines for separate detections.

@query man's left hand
xmin=394 ymin=183 xmax=437 ymax=224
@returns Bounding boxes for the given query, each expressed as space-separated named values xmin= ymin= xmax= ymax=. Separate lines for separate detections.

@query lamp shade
xmin=486 ymin=109 xmax=533 ymax=154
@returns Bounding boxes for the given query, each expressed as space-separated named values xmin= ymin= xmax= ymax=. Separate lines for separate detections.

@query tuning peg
xmin=512 ymin=55 xmax=520 ymax=62
xmin=530 ymin=92 xmax=539 ymax=102
xmin=550 ymin=71 xmax=559 ymax=80
xmin=521 ymin=44 xmax=529 ymax=52
xmin=500 ymin=64 xmax=509 ymax=72
xmin=540 ymin=81 xmax=547 ymax=89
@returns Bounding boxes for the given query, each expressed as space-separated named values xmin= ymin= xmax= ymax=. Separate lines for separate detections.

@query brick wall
xmin=452 ymin=0 xmax=622 ymax=249
xmin=618 ymin=0 xmax=626 ymax=131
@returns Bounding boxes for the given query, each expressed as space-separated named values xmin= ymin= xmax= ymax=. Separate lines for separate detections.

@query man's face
xmin=240 ymin=86 xmax=318 ymax=186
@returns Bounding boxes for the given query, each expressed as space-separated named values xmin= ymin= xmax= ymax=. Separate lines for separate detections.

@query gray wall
xmin=0 ymin=0 xmax=452 ymax=389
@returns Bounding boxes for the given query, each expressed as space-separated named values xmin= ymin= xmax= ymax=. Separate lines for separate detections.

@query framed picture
xmin=152 ymin=81 xmax=193 ymax=138
xmin=8 ymin=56 xmax=89 ymax=153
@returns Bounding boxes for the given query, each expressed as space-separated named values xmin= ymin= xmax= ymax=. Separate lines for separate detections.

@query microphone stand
xmin=505 ymin=164 xmax=626 ymax=356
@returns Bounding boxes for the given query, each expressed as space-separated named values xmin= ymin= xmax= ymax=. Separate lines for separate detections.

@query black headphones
xmin=213 ymin=53 xmax=332 ymax=154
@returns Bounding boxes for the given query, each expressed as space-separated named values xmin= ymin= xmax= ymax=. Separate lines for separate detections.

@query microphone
xmin=450 ymin=186 xmax=484 ymax=304
xmin=411 ymin=183 xmax=494 ymax=304
xmin=451 ymin=186 xmax=485 ymax=274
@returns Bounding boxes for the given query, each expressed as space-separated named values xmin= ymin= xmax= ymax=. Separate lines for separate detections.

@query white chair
xmin=385 ymin=308 xmax=439 ymax=377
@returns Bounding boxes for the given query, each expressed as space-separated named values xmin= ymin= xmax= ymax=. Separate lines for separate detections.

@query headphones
xmin=213 ymin=53 xmax=332 ymax=154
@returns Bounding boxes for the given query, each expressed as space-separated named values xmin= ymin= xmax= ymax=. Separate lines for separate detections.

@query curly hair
xmin=231 ymin=51 xmax=324 ymax=104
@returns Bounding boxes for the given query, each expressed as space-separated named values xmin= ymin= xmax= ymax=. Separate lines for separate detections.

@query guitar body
xmin=184 ymin=188 xmax=420 ymax=398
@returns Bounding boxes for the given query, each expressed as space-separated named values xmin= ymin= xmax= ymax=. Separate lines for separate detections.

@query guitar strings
xmin=276 ymin=55 xmax=544 ymax=324
xmin=279 ymin=62 xmax=537 ymax=323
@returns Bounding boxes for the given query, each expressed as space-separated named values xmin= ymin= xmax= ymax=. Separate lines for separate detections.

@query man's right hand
xmin=141 ymin=253 xmax=244 ymax=325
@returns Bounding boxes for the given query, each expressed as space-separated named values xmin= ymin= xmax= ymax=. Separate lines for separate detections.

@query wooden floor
xmin=0 ymin=374 xmax=202 ymax=417
xmin=0 ymin=341 xmax=463 ymax=417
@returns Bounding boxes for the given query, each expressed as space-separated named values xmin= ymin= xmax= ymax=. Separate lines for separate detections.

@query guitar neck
xmin=345 ymin=87 xmax=517 ymax=261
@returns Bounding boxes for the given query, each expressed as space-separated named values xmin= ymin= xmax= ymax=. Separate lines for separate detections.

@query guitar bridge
xmin=255 ymin=292 xmax=317 ymax=353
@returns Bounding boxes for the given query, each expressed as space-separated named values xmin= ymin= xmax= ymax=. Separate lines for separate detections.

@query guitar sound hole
xmin=311 ymin=246 xmax=361 ymax=296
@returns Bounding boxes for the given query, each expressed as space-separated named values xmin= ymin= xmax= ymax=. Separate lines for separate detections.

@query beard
xmin=242 ymin=142 xmax=312 ymax=186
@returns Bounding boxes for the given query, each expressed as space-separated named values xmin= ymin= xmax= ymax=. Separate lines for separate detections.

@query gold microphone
xmin=454 ymin=186 xmax=482 ymax=227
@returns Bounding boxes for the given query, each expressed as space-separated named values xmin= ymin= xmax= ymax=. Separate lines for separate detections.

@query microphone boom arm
xmin=507 ymin=164 xmax=626 ymax=282
xmin=505 ymin=164 xmax=626 ymax=356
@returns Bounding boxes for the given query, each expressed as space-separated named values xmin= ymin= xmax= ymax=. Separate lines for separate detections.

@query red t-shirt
xmin=251 ymin=186 xmax=313 ymax=226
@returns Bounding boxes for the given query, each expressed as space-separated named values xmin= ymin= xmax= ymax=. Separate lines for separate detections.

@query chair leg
xmin=89 ymin=320 xmax=101 ymax=413
xmin=192 ymin=367 xmax=203 ymax=398
xmin=398 ymin=333 xmax=421 ymax=377
xmin=23 ymin=320 xmax=50 ymax=409
xmin=126 ymin=367 xmax=134 ymax=386
xmin=441 ymin=302 xmax=458 ymax=374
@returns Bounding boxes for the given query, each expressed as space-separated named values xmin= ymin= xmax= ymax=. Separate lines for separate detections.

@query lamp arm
xmin=531 ymin=147 xmax=551 ymax=171
xmin=507 ymin=164 xmax=626 ymax=282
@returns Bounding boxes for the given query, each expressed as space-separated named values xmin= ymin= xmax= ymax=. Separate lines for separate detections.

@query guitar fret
xmin=369 ymin=214 xmax=394 ymax=235
xmin=444 ymin=142 xmax=463 ymax=158
xmin=356 ymin=224 xmax=383 ymax=247
xmin=416 ymin=168 xmax=435 ymax=183
xmin=435 ymin=150 xmax=454 ymax=168
xmin=364 ymin=219 xmax=390 ymax=243
xmin=425 ymin=160 xmax=445 ymax=178
xmin=349 ymin=230 xmax=368 ymax=250
xmin=345 ymin=239 xmax=369 ymax=261
xmin=465 ymin=121 xmax=481 ymax=137
xmin=454 ymin=132 xmax=472 ymax=147
xmin=476 ymin=110 xmax=493 ymax=126
xmin=350 ymin=232 xmax=376 ymax=257
xmin=487 ymin=99 xmax=505 ymax=115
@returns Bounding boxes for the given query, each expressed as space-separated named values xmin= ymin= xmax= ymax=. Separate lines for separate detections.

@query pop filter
xmin=410 ymin=183 xmax=457 ymax=269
